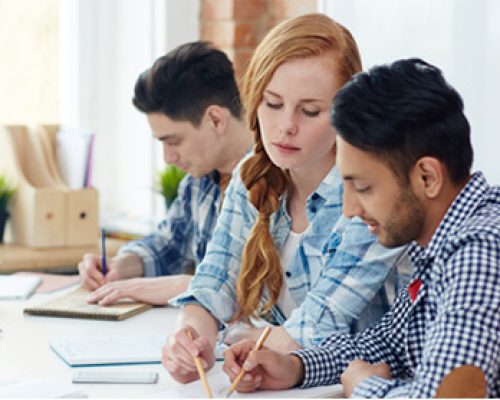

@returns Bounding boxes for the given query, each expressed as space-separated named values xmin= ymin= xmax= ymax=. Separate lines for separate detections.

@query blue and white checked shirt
xmin=295 ymin=172 xmax=500 ymax=397
xmin=119 ymin=172 xmax=222 ymax=277
xmin=171 ymin=160 xmax=410 ymax=347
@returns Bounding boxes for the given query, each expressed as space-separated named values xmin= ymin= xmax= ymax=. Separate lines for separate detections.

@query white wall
xmin=319 ymin=0 xmax=500 ymax=184
xmin=59 ymin=0 xmax=200 ymax=222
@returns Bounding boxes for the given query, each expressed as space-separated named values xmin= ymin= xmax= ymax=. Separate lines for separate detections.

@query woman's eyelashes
xmin=302 ymin=108 xmax=320 ymax=117
xmin=264 ymin=101 xmax=321 ymax=117
xmin=265 ymin=101 xmax=283 ymax=110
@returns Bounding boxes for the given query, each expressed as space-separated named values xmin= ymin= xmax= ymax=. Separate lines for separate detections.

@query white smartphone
xmin=72 ymin=370 xmax=158 ymax=384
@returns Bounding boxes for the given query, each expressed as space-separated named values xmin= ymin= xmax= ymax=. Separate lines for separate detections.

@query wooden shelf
xmin=0 ymin=238 xmax=127 ymax=273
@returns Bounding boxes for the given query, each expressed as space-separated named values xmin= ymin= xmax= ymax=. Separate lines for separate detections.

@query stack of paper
xmin=55 ymin=127 xmax=94 ymax=189
xmin=0 ymin=379 xmax=87 ymax=398
xmin=0 ymin=275 xmax=42 ymax=300
xmin=14 ymin=272 xmax=80 ymax=294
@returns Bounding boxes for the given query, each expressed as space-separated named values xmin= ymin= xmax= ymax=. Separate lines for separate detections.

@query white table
xmin=0 ymin=290 xmax=344 ymax=398
xmin=0 ymin=290 xmax=184 ymax=398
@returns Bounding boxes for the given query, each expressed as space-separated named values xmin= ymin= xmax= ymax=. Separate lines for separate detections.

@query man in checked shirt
xmin=222 ymin=58 xmax=500 ymax=397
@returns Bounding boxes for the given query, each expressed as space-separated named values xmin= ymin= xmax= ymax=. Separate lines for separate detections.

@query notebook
xmin=50 ymin=334 xmax=227 ymax=367
xmin=0 ymin=275 xmax=43 ymax=300
xmin=23 ymin=286 xmax=152 ymax=321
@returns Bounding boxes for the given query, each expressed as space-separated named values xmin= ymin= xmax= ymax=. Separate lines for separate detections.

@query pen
xmin=101 ymin=228 xmax=107 ymax=276
xmin=226 ymin=326 xmax=272 ymax=398
xmin=187 ymin=331 xmax=213 ymax=398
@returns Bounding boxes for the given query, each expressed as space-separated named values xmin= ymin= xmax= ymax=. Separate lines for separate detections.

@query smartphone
xmin=72 ymin=370 xmax=158 ymax=384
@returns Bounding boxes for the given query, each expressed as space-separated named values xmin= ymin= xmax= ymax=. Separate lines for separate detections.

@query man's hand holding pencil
xmin=222 ymin=327 xmax=305 ymax=395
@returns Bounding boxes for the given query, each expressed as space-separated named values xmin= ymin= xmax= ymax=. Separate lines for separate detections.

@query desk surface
xmin=0 ymin=289 xmax=344 ymax=398
xmin=0 ymin=290 xmax=182 ymax=398
xmin=0 ymin=238 xmax=127 ymax=273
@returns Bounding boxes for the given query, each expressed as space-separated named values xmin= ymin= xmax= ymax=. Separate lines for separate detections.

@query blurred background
xmin=1 ymin=0 xmax=498 ymax=228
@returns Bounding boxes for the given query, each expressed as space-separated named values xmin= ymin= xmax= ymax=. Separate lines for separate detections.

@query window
xmin=60 ymin=0 xmax=199 ymax=223
xmin=320 ymin=0 xmax=500 ymax=184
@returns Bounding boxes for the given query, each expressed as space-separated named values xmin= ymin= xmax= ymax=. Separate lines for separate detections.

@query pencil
xmin=187 ymin=330 xmax=213 ymax=398
xmin=226 ymin=326 xmax=272 ymax=398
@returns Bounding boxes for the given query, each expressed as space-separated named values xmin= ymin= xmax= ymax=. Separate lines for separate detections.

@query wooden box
xmin=0 ymin=125 xmax=98 ymax=248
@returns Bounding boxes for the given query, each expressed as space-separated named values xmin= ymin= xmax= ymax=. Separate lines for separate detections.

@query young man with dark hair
xmin=222 ymin=58 xmax=500 ymax=398
xmin=78 ymin=41 xmax=252 ymax=305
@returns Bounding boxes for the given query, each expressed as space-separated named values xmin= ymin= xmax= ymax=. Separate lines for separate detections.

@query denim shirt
xmin=171 ymin=160 xmax=410 ymax=347
xmin=119 ymin=172 xmax=222 ymax=277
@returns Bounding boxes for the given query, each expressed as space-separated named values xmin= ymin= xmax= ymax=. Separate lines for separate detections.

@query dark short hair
xmin=331 ymin=58 xmax=473 ymax=184
xmin=133 ymin=41 xmax=242 ymax=126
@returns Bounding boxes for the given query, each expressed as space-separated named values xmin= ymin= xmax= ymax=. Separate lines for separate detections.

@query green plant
xmin=0 ymin=175 xmax=15 ymax=212
xmin=156 ymin=165 xmax=186 ymax=208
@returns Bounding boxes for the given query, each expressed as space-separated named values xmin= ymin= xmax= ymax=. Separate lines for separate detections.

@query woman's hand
xmin=163 ymin=325 xmax=216 ymax=384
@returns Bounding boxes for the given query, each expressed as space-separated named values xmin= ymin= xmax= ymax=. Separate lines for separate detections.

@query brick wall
xmin=200 ymin=0 xmax=317 ymax=81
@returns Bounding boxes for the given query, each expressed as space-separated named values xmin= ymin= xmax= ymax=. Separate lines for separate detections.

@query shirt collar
xmin=308 ymin=165 xmax=343 ymax=204
xmin=408 ymin=171 xmax=490 ymax=266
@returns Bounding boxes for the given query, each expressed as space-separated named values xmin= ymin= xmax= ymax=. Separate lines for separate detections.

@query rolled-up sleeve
xmin=169 ymin=170 xmax=253 ymax=327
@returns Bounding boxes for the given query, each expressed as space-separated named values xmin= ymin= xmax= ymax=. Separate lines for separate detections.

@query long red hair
xmin=236 ymin=13 xmax=362 ymax=320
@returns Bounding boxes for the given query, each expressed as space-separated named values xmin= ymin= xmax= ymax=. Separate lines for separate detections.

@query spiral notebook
xmin=23 ymin=286 xmax=151 ymax=321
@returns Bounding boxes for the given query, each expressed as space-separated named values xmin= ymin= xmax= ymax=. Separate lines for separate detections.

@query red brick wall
xmin=200 ymin=0 xmax=317 ymax=82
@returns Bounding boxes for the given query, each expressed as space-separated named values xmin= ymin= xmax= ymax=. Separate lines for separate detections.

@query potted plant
xmin=0 ymin=175 xmax=16 ymax=243
xmin=156 ymin=165 xmax=186 ymax=210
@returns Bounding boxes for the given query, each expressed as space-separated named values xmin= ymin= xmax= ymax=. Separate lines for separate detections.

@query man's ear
xmin=410 ymin=157 xmax=444 ymax=199
xmin=205 ymin=105 xmax=228 ymax=135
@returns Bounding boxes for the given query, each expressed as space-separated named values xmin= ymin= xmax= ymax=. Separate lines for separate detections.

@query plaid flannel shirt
xmin=171 ymin=160 xmax=410 ymax=347
xmin=295 ymin=172 xmax=500 ymax=397
xmin=119 ymin=172 xmax=222 ymax=277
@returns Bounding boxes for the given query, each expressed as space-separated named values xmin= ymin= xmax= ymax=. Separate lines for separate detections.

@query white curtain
xmin=59 ymin=0 xmax=199 ymax=222
xmin=320 ymin=0 xmax=500 ymax=184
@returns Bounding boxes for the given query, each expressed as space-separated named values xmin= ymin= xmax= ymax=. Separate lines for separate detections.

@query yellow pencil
xmin=187 ymin=331 xmax=213 ymax=398
xmin=226 ymin=326 xmax=272 ymax=398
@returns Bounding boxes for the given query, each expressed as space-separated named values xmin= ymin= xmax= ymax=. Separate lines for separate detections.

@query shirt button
xmin=285 ymin=271 xmax=292 ymax=278
xmin=310 ymin=206 xmax=317 ymax=213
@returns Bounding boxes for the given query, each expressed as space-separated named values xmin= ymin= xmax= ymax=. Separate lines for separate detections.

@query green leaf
xmin=0 ymin=175 xmax=16 ymax=211
xmin=156 ymin=165 xmax=186 ymax=204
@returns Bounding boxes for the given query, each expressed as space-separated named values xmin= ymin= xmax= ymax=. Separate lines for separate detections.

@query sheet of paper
xmin=0 ymin=275 xmax=42 ymax=299
xmin=149 ymin=363 xmax=344 ymax=398
xmin=0 ymin=379 xmax=87 ymax=398
xmin=55 ymin=127 xmax=93 ymax=189
xmin=14 ymin=272 xmax=80 ymax=293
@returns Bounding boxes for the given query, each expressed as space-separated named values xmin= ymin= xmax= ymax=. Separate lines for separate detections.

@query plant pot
xmin=0 ymin=209 xmax=9 ymax=244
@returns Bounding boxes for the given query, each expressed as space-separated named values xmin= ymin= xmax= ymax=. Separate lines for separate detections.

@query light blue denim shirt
xmin=171 ymin=160 xmax=411 ymax=347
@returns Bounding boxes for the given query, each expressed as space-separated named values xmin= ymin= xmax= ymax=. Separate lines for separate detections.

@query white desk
xmin=0 ymin=290 xmax=344 ymax=398
xmin=0 ymin=290 xmax=189 ymax=398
